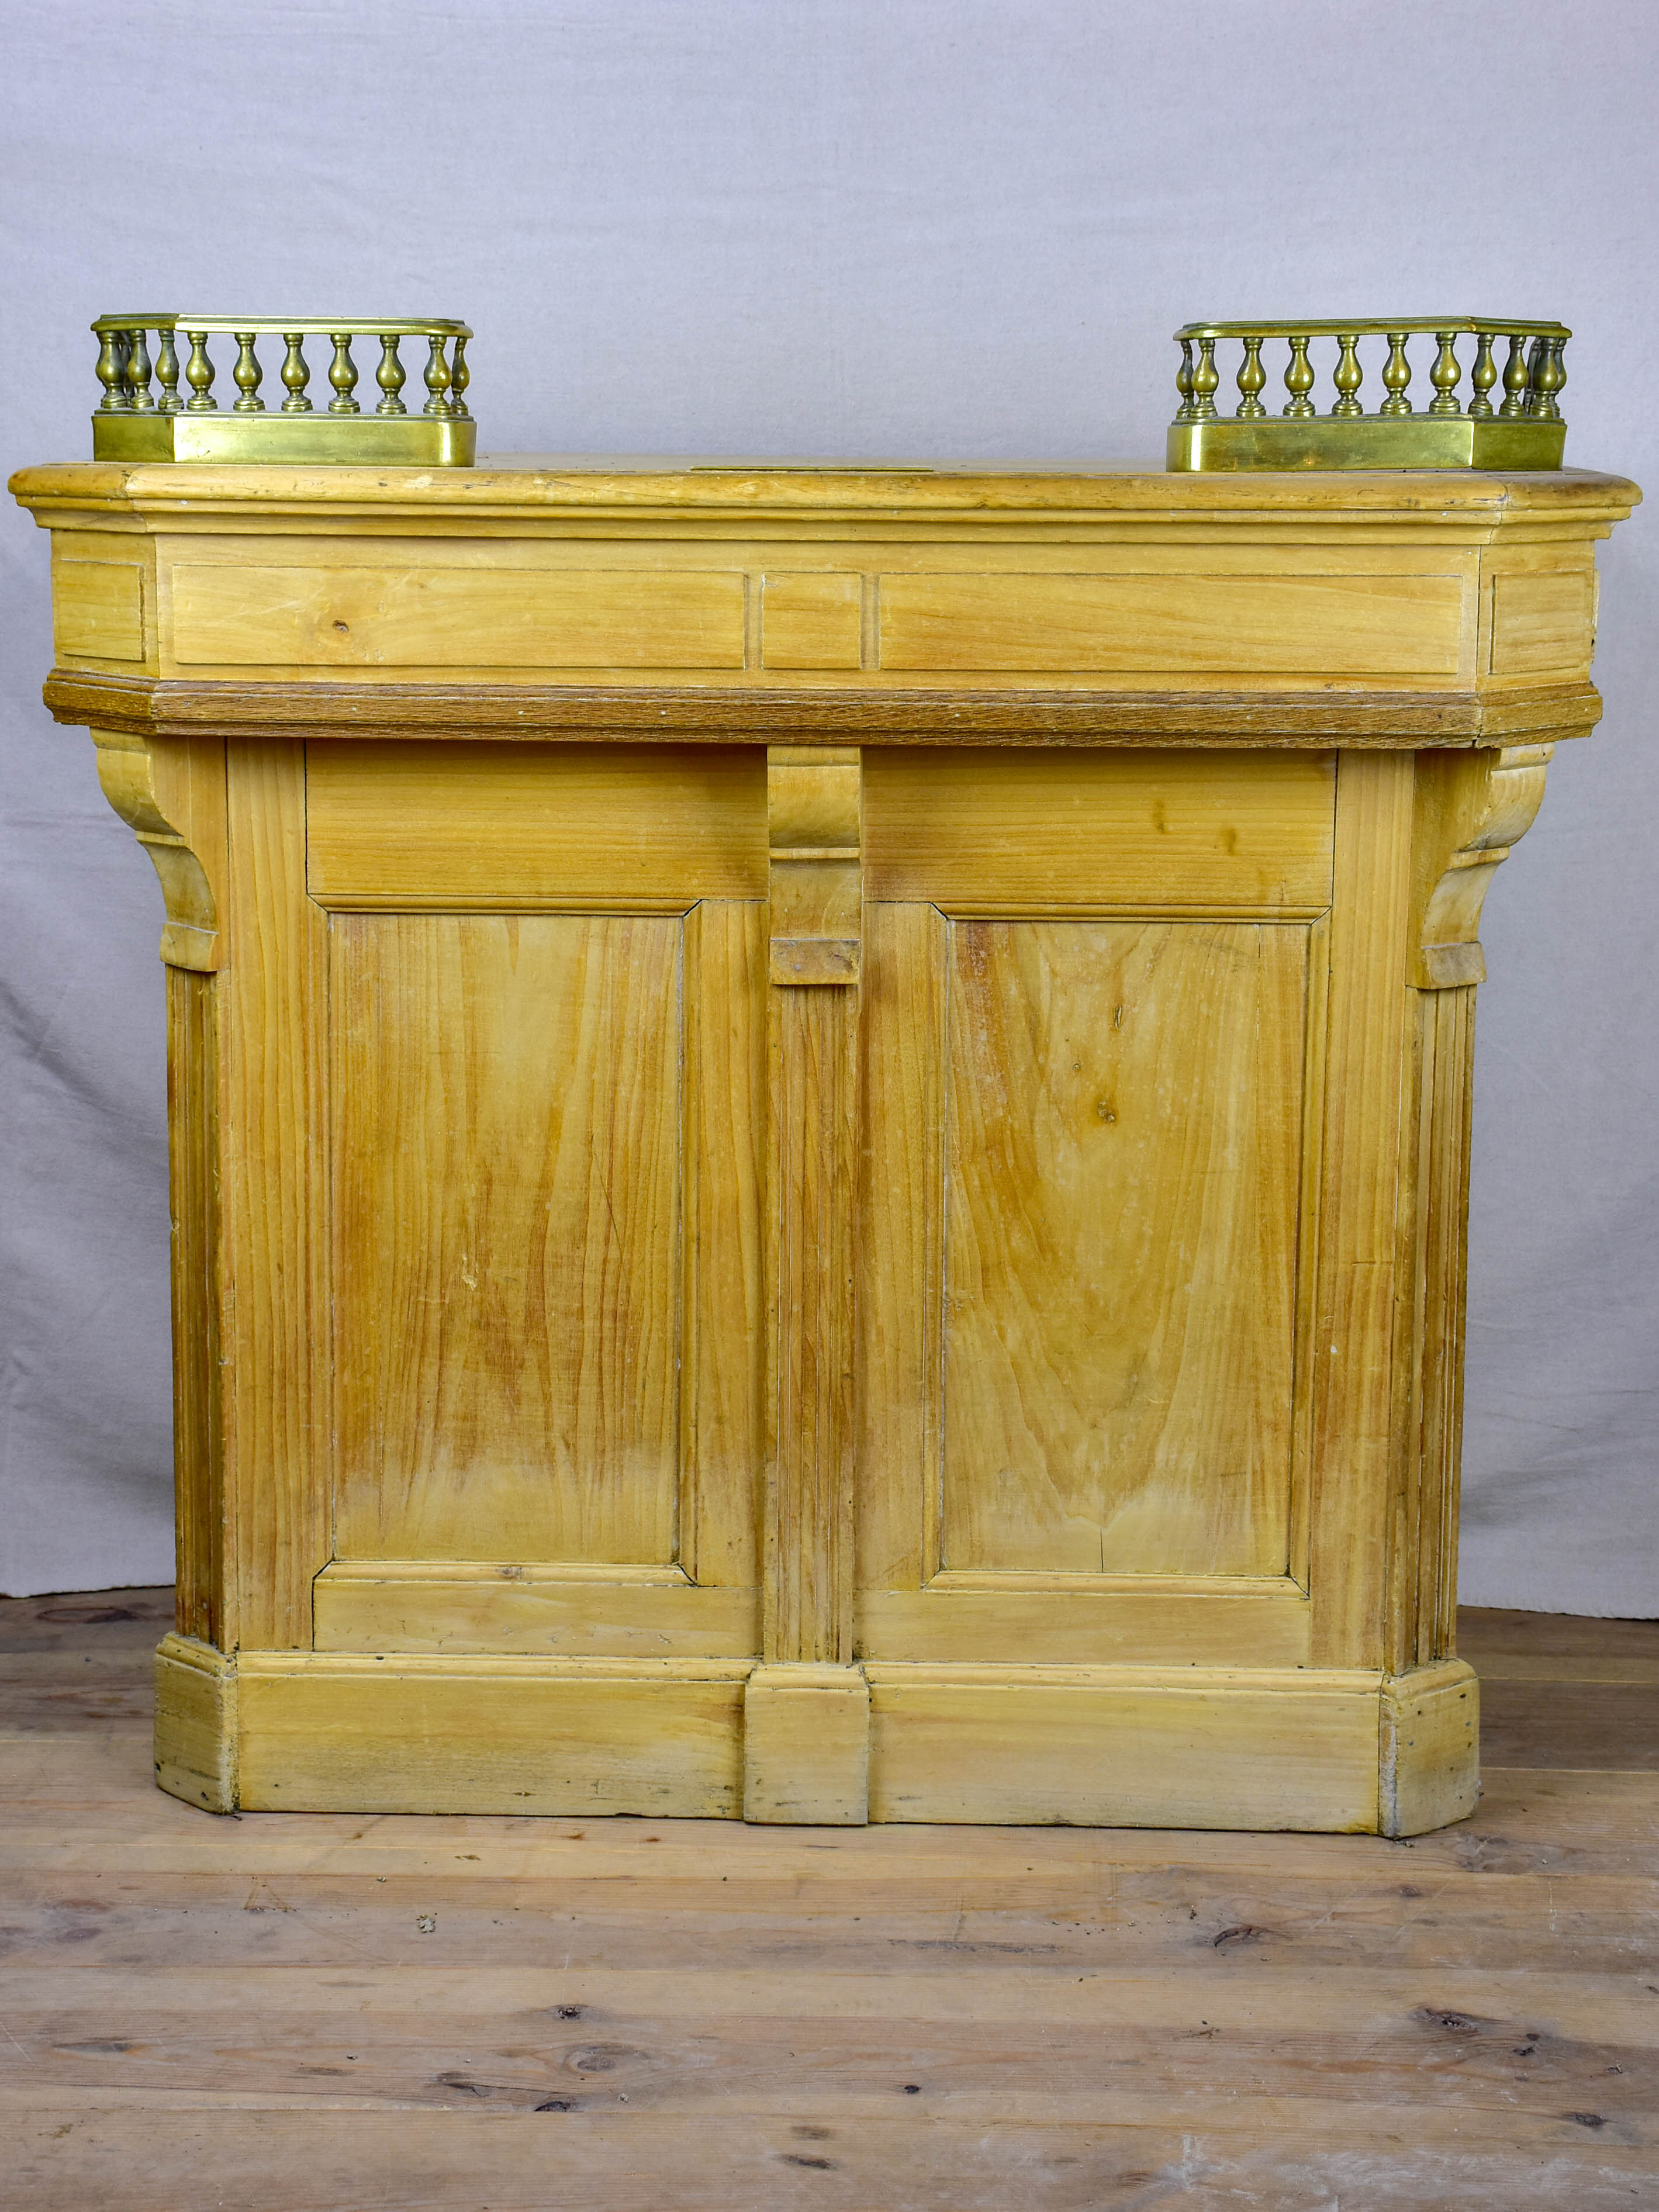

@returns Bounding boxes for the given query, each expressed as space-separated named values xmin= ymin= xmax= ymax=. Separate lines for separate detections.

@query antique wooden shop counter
xmin=12 ymin=449 xmax=1638 ymax=1832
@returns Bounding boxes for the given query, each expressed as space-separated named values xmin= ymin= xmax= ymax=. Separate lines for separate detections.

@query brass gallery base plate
xmin=92 ymin=412 xmax=478 ymax=466
xmin=1168 ymin=416 xmax=1567 ymax=472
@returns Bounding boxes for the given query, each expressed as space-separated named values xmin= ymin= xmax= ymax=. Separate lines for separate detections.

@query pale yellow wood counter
xmin=11 ymin=456 xmax=1639 ymax=1832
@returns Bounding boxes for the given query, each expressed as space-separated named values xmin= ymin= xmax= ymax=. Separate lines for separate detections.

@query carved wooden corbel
xmin=91 ymin=729 xmax=228 ymax=972
xmin=1409 ymin=744 xmax=1553 ymax=989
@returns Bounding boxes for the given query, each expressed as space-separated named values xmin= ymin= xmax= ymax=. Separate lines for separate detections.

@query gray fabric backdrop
xmin=2 ymin=0 xmax=1655 ymax=1609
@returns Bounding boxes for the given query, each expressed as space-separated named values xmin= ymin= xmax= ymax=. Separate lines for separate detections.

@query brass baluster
xmin=1528 ymin=334 xmax=1566 ymax=420
xmin=95 ymin=327 xmax=130 ymax=412
xmin=448 ymin=336 xmax=470 ymax=419
xmin=328 ymin=333 xmax=361 ymax=413
xmin=1499 ymin=334 xmax=1530 ymax=417
xmin=184 ymin=331 xmax=217 ymax=410
xmin=1468 ymin=333 xmax=1497 ymax=419
xmin=1235 ymin=334 xmax=1267 ymax=418
xmin=155 ymin=328 xmax=183 ymax=414
xmin=423 ymin=334 xmax=452 ymax=416
xmin=375 ymin=335 xmax=407 ymax=415
xmin=1174 ymin=338 xmax=1194 ymax=421
xmin=232 ymin=331 xmax=265 ymax=412
xmin=1380 ymin=330 xmax=1412 ymax=415
xmin=1283 ymin=334 xmax=1316 ymax=418
xmin=126 ymin=327 xmax=156 ymax=412
xmin=1330 ymin=332 xmax=1363 ymax=417
xmin=1190 ymin=336 xmax=1219 ymax=420
xmin=1428 ymin=330 xmax=1461 ymax=416
xmin=280 ymin=333 xmax=313 ymax=412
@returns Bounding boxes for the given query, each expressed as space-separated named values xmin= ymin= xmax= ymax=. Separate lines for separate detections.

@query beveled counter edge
xmin=10 ymin=459 xmax=1643 ymax=533
xmin=42 ymin=670 xmax=1605 ymax=748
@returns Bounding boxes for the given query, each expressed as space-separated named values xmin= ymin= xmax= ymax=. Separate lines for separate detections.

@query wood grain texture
xmin=1397 ymin=984 xmax=1477 ymax=1672
xmin=1489 ymin=570 xmax=1596 ymax=676
xmin=679 ymin=900 xmax=768 ymax=1592
xmin=1411 ymin=744 xmax=1552 ymax=989
xmin=941 ymin=918 xmax=1308 ymax=1578
xmin=866 ymin=1666 xmax=1381 ymax=1830
xmin=221 ymin=742 xmax=329 ymax=1650
xmin=763 ymin=751 xmax=862 ymax=1671
xmin=41 ymin=668 xmax=1610 ymax=748
xmin=742 ymin=1663 xmax=870 ymax=1824
xmin=91 ymin=730 xmax=227 ymax=971
xmin=761 ymin=573 xmax=863 ymax=670
xmin=312 ymin=1563 xmax=758 ymax=1660
xmin=877 ymin=569 xmax=1468 ymax=678
xmin=165 ymin=970 xmax=223 ymax=1647
xmin=330 ymin=912 xmax=683 ymax=1567
xmin=168 ymin=563 xmax=748 ymax=672
xmin=1380 ymin=1658 xmax=1480 ymax=1837
xmin=857 ymin=900 xmax=948 ymax=1596
xmin=233 ymin=1653 xmax=749 ymax=1815
xmin=51 ymin=557 xmax=146 ymax=662
xmin=865 ymin=745 xmax=1336 ymax=911
xmin=1307 ymin=751 xmax=1416 ymax=1671
xmin=306 ymin=741 xmax=765 ymax=910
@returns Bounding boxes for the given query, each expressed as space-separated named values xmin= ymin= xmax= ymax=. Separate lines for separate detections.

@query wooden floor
xmin=3 ymin=1593 xmax=1657 ymax=2210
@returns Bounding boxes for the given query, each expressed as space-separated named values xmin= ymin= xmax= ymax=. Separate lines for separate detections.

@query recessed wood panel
xmin=330 ymin=912 xmax=682 ymax=1565
xmin=1488 ymin=571 xmax=1595 ymax=675
xmin=169 ymin=563 xmax=747 ymax=670
xmin=878 ymin=571 xmax=1465 ymax=677
xmin=53 ymin=558 xmax=145 ymax=660
xmin=762 ymin=572 xmax=863 ymax=669
xmin=306 ymin=742 xmax=766 ymax=908
xmin=941 ymin=918 xmax=1308 ymax=1577
xmin=865 ymin=748 xmax=1335 ymax=912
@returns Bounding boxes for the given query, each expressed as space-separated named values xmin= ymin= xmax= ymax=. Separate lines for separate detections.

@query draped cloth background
xmin=2 ymin=0 xmax=1654 ymax=1610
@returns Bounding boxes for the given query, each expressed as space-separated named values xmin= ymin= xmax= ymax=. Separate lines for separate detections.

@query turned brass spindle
xmin=1174 ymin=338 xmax=1195 ymax=421
xmin=448 ymin=335 xmax=471 ymax=419
xmin=1190 ymin=336 xmax=1219 ymax=420
xmin=1235 ymin=334 xmax=1267 ymax=419
xmin=95 ymin=328 xmax=130 ymax=412
xmin=125 ymin=328 xmax=156 ymax=412
xmin=1330 ymin=333 xmax=1363 ymax=417
xmin=1283 ymin=334 xmax=1316 ymax=418
xmin=232 ymin=332 xmax=265 ymax=412
xmin=1380 ymin=331 xmax=1413 ymax=416
xmin=1528 ymin=334 xmax=1566 ymax=421
xmin=1429 ymin=330 xmax=1462 ymax=416
xmin=280 ymin=333 xmax=313 ymax=412
xmin=1468 ymin=333 xmax=1497 ymax=420
xmin=1499 ymin=334 xmax=1530 ymax=418
xmin=155 ymin=329 xmax=182 ymax=414
xmin=184 ymin=331 xmax=217 ymax=410
xmin=328 ymin=333 xmax=361 ymax=414
xmin=423 ymin=334 xmax=452 ymax=416
xmin=375 ymin=335 xmax=407 ymax=416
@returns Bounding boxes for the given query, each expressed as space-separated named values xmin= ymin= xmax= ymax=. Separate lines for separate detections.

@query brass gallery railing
xmin=89 ymin=316 xmax=475 ymax=464
xmin=1167 ymin=319 xmax=1569 ymax=471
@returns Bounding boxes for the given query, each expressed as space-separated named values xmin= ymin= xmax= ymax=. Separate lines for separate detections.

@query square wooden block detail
xmin=1488 ymin=571 xmax=1595 ymax=676
xmin=53 ymin=558 xmax=145 ymax=661
xmin=762 ymin=572 xmax=863 ymax=670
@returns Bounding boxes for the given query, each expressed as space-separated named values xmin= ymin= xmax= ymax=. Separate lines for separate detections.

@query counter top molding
xmin=17 ymin=461 xmax=1635 ymax=754
xmin=41 ymin=671 xmax=1605 ymax=751
xmin=1169 ymin=319 xmax=1571 ymax=472
xmin=12 ymin=459 xmax=1637 ymax=531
